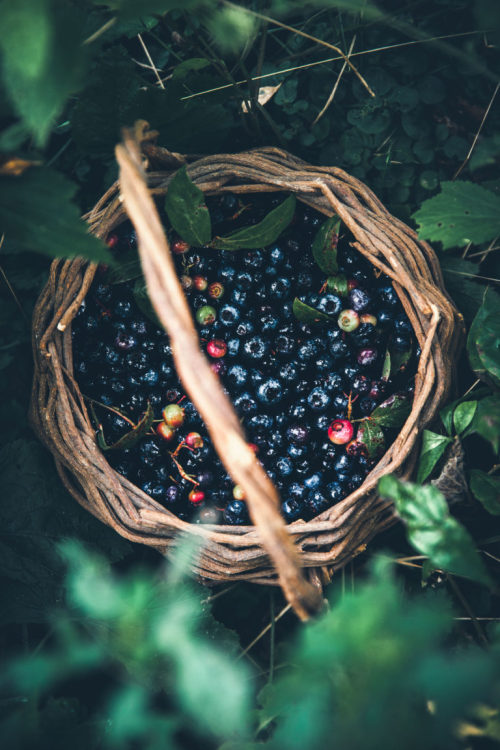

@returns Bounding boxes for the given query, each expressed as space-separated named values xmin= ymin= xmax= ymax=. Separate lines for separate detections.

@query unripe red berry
xmin=193 ymin=275 xmax=208 ymax=291
xmin=338 ymin=309 xmax=360 ymax=332
xmin=233 ymin=484 xmax=246 ymax=500
xmin=156 ymin=422 xmax=175 ymax=441
xmin=207 ymin=339 xmax=227 ymax=358
xmin=106 ymin=233 xmax=119 ymax=248
xmin=195 ymin=305 xmax=216 ymax=325
xmin=360 ymin=313 xmax=377 ymax=326
xmin=162 ymin=403 xmax=185 ymax=428
xmin=328 ymin=418 xmax=354 ymax=445
xmin=172 ymin=239 xmax=190 ymax=254
xmin=189 ymin=489 xmax=205 ymax=505
xmin=347 ymin=278 xmax=359 ymax=291
xmin=186 ymin=431 xmax=204 ymax=449
xmin=248 ymin=442 xmax=259 ymax=454
xmin=208 ymin=281 xmax=224 ymax=299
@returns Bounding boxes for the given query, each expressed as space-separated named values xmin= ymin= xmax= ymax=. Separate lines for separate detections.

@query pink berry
xmin=162 ymin=403 xmax=185 ymax=428
xmin=156 ymin=422 xmax=175 ymax=441
xmin=207 ymin=339 xmax=227 ymax=358
xmin=328 ymin=419 xmax=354 ymax=445
xmin=186 ymin=432 xmax=204 ymax=449
xmin=172 ymin=239 xmax=190 ymax=255
xmin=189 ymin=489 xmax=205 ymax=505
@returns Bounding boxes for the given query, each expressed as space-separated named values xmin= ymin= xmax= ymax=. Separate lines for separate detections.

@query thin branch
xmin=0 ymin=234 xmax=29 ymax=325
xmin=313 ymin=35 xmax=356 ymax=125
xmin=238 ymin=603 xmax=292 ymax=659
xmin=137 ymin=33 xmax=165 ymax=89
xmin=453 ymin=82 xmax=500 ymax=180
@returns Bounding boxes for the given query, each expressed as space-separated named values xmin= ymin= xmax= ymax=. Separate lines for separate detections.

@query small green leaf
xmin=467 ymin=289 xmax=500 ymax=387
xmin=165 ymin=165 xmax=211 ymax=246
xmin=311 ymin=216 xmax=340 ymax=275
xmin=390 ymin=345 xmax=412 ymax=376
xmin=292 ymin=297 xmax=332 ymax=324
xmin=379 ymin=475 xmax=492 ymax=586
xmin=453 ymin=401 xmax=478 ymax=435
xmin=381 ymin=349 xmax=391 ymax=380
xmin=212 ymin=195 xmax=296 ymax=251
xmin=371 ymin=394 xmax=411 ymax=429
xmin=326 ymin=273 xmax=348 ymax=296
xmin=417 ymin=430 xmax=452 ymax=484
xmin=470 ymin=470 xmax=500 ymax=515
xmin=412 ymin=181 xmax=500 ymax=249
xmin=476 ymin=315 xmax=500 ymax=387
xmin=96 ymin=403 xmax=154 ymax=452
xmin=440 ymin=402 xmax=455 ymax=436
xmin=133 ymin=278 xmax=161 ymax=326
xmin=357 ymin=419 xmax=385 ymax=459
xmin=468 ymin=395 xmax=500 ymax=454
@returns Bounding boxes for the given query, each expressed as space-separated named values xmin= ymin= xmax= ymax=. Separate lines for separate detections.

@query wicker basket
xmin=31 ymin=124 xmax=464 ymax=619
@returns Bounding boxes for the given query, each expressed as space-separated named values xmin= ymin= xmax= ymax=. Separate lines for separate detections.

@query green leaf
xmin=164 ymin=165 xmax=211 ymax=246
xmin=0 ymin=168 xmax=111 ymax=263
xmin=412 ymin=181 xmax=500 ymax=249
xmin=438 ymin=254 xmax=485 ymax=322
xmin=292 ymin=297 xmax=333 ymax=324
xmin=133 ymin=278 xmax=161 ymax=326
xmin=311 ymin=216 xmax=340 ymax=275
xmin=390 ymin=345 xmax=412 ymax=376
xmin=371 ymin=394 xmax=411 ymax=429
xmin=0 ymin=0 xmax=89 ymax=145
xmin=379 ymin=475 xmax=492 ymax=586
xmin=467 ymin=289 xmax=500 ymax=387
xmin=357 ymin=419 xmax=385 ymax=459
xmin=212 ymin=195 xmax=296 ymax=251
xmin=95 ymin=403 xmax=154 ymax=452
xmin=453 ymin=401 xmax=478 ymax=435
xmin=468 ymin=395 xmax=500 ymax=453
xmin=381 ymin=349 xmax=391 ymax=380
xmin=440 ymin=402 xmax=455 ymax=436
xmin=470 ymin=470 xmax=500 ymax=515
xmin=103 ymin=250 xmax=142 ymax=284
xmin=417 ymin=430 xmax=452 ymax=484
xmin=326 ymin=273 xmax=348 ymax=296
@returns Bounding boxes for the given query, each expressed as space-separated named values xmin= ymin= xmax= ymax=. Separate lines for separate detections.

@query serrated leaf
xmin=379 ymin=475 xmax=492 ymax=586
xmin=371 ymin=393 xmax=411 ymax=429
xmin=468 ymin=289 xmax=500 ymax=388
xmin=381 ymin=349 xmax=391 ymax=380
xmin=413 ymin=181 xmax=500 ymax=249
xmin=165 ymin=165 xmax=211 ymax=247
xmin=212 ymin=195 xmax=296 ymax=251
xmin=438 ymin=253 xmax=485 ymax=322
xmin=390 ymin=345 xmax=412 ymax=375
xmin=133 ymin=278 xmax=161 ymax=326
xmin=0 ymin=168 xmax=111 ymax=262
xmin=469 ymin=395 xmax=500 ymax=454
xmin=326 ymin=273 xmax=348 ymax=296
xmin=453 ymin=401 xmax=478 ymax=435
xmin=417 ymin=430 xmax=452 ymax=484
xmin=312 ymin=216 xmax=340 ymax=274
xmin=292 ymin=297 xmax=332 ymax=324
xmin=96 ymin=403 xmax=154 ymax=452
xmin=470 ymin=470 xmax=500 ymax=515
xmin=357 ymin=419 xmax=385 ymax=458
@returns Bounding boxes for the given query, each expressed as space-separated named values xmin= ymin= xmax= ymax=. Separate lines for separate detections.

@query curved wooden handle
xmin=115 ymin=126 xmax=323 ymax=621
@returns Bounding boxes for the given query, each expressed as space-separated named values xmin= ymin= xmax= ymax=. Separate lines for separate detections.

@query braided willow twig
xmin=30 ymin=123 xmax=464 ymax=616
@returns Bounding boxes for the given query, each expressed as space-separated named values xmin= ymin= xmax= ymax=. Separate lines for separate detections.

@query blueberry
xmin=219 ymin=265 xmax=236 ymax=284
xmin=281 ymin=498 xmax=304 ymax=522
xmin=275 ymin=457 xmax=294 ymax=477
xmin=243 ymin=336 xmax=268 ymax=361
xmin=219 ymin=305 xmax=240 ymax=327
xmin=248 ymin=413 xmax=274 ymax=431
xmin=227 ymin=338 xmax=240 ymax=357
xmin=304 ymin=472 xmax=324 ymax=490
xmin=269 ymin=245 xmax=285 ymax=265
xmin=378 ymin=285 xmax=399 ymax=307
xmin=257 ymin=378 xmax=283 ymax=405
xmin=392 ymin=334 xmax=411 ymax=351
xmin=234 ymin=391 xmax=258 ymax=415
xmin=235 ymin=271 xmax=253 ymax=290
xmin=288 ymin=444 xmax=309 ymax=459
xmin=226 ymin=364 xmax=248 ymax=389
xmin=140 ymin=368 xmax=159 ymax=386
xmin=359 ymin=396 xmax=377 ymax=415
xmin=329 ymin=339 xmax=349 ymax=360
xmin=269 ymin=277 xmax=291 ymax=300
xmin=235 ymin=320 xmax=255 ymax=338
xmin=305 ymin=490 xmax=330 ymax=516
xmin=114 ymin=299 xmax=133 ymax=319
xmin=348 ymin=288 xmax=371 ymax=312
xmin=230 ymin=288 xmax=248 ymax=307
xmin=279 ymin=362 xmax=298 ymax=382
xmin=324 ymin=373 xmax=344 ymax=393
xmin=298 ymin=340 xmax=319 ymax=362
xmin=317 ymin=293 xmax=342 ymax=316
xmin=223 ymin=499 xmax=248 ymax=525
xmin=326 ymin=481 xmax=343 ymax=503
xmin=115 ymin=330 xmax=138 ymax=352
xmin=139 ymin=438 xmax=162 ymax=467
xmin=286 ymin=424 xmax=310 ymax=444
xmin=274 ymin=332 xmax=295 ymax=357
xmin=332 ymin=393 xmax=349 ymax=415
xmin=243 ymin=250 xmax=265 ymax=270
xmin=307 ymin=387 xmax=330 ymax=412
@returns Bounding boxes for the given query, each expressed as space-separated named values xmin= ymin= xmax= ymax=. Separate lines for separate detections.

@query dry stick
xmin=313 ymin=35 xmax=356 ymax=125
xmin=115 ymin=131 xmax=323 ymax=621
xmin=453 ymin=81 xmax=500 ymax=180
xmin=0 ymin=234 xmax=29 ymax=325
xmin=137 ymin=33 xmax=165 ymax=89
xmin=222 ymin=0 xmax=375 ymax=98
xmin=238 ymin=603 xmax=292 ymax=659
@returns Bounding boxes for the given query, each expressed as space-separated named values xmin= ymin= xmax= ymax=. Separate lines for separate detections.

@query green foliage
xmin=0 ymin=167 xmax=111 ymax=262
xmin=212 ymin=195 xmax=296 ymax=250
xmin=468 ymin=394 xmax=500 ymax=454
xmin=470 ymin=470 xmax=500 ymax=515
xmin=417 ymin=430 xmax=453 ymax=483
xmin=311 ymin=215 xmax=339 ymax=274
xmin=164 ymin=165 xmax=212 ymax=246
xmin=379 ymin=475 xmax=492 ymax=586
xmin=468 ymin=288 xmax=500 ymax=388
xmin=413 ymin=181 xmax=500 ymax=249
xmin=94 ymin=401 xmax=154 ymax=451
xmin=371 ymin=393 xmax=411 ymax=428
xmin=292 ymin=296 xmax=332 ymax=323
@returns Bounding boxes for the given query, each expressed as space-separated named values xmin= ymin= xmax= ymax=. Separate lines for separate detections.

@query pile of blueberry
xmin=72 ymin=193 xmax=417 ymax=525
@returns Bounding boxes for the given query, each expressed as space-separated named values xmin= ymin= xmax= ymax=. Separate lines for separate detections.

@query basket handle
xmin=115 ymin=125 xmax=323 ymax=621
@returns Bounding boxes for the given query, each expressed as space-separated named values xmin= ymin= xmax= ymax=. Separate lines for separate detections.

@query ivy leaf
xmin=95 ymin=403 xmax=154 ymax=452
xmin=164 ymin=165 xmax=211 ymax=247
xmin=417 ymin=430 xmax=452 ymax=484
xmin=0 ymin=168 xmax=111 ymax=263
xmin=453 ymin=401 xmax=478 ymax=435
xmin=470 ymin=470 xmax=500 ymax=515
xmin=379 ymin=475 xmax=492 ymax=586
xmin=292 ymin=297 xmax=333 ymax=324
xmin=327 ymin=273 xmax=348 ymax=296
xmin=468 ymin=395 xmax=500 ymax=454
xmin=133 ymin=278 xmax=161 ymax=326
xmin=212 ymin=195 xmax=296 ymax=251
xmin=467 ymin=289 xmax=500 ymax=388
xmin=412 ymin=181 xmax=500 ymax=249
xmin=357 ymin=419 xmax=385 ymax=458
xmin=311 ymin=216 xmax=340 ymax=275
xmin=371 ymin=394 xmax=411 ymax=429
